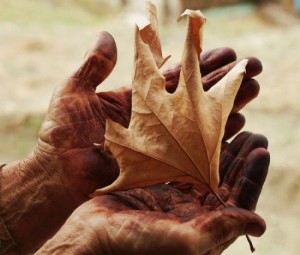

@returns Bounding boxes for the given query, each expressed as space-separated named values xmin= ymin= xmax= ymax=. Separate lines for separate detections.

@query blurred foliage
xmin=71 ymin=0 xmax=117 ymax=16
xmin=0 ymin=115 xmax=43 ymax=159
xmin=0 ymin=0 xmax=120 ymax=26
xmin=179 ymin=0 xmax=260 ymax=11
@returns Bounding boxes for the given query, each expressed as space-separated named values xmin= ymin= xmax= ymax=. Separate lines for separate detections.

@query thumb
xmin=72 ymin=31 xmax=117 ymax=90
xmin=187 ymin=207 xmax=266 ymax=254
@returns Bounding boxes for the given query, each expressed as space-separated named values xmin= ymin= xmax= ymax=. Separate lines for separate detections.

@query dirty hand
xmin=36 ymin=32 xmax=262 ymax=204
xmin=36 ymin=132 xmax=269 ymax=255
xmin=0 ymin=32 xmax=263 ymax=254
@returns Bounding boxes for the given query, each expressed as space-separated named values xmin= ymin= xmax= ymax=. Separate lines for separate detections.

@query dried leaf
xmin=93 ymin=6 xmax=247 ymax=196
xmin=138 ymin=0 xmax=171 ymax=68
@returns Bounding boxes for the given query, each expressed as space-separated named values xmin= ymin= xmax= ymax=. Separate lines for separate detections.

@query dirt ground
xmin=0 ymin=1 xmax=300 ymax=254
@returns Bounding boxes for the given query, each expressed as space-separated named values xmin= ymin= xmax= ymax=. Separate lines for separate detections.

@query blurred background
xmin=0 ymin=0 xmax=299 ymax=254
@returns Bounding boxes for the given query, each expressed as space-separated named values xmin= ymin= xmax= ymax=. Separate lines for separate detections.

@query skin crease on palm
xmin=1 ymin=31 xmax=270 ymax=255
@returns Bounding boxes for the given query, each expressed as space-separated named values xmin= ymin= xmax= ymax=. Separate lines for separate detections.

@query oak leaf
xmin=93 ymin=7 xmax=248 ymax=196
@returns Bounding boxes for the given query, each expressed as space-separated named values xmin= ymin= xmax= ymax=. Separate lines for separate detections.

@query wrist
xmin=0 ymin=149 xmax=76 ymax=253
xmin=0 ymin=164 xmax=20 ymax=254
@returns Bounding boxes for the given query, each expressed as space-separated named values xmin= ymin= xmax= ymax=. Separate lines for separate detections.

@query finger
xmin=219 ymin=131 xmax=252 ymax=183
xmin=164 ymin=50 xmax=261 ymax=101
xmin=200 ymin=47 xmax=237 ymax=76
xmin=222 ymin=133 xmax=268 ymax=188
xmin=232 ymin=78 xmax=260 ymax=114
xmin=186 ymin=208 xmax=265 ymax=252
xmin=202 ymin=57 xmax=262 ymax=91
xmin=72 ymin=31 xmax=117 ymax=90
xmin=244 ymin=57 xmax=263 ymax=78
xmin=228 ymin=148 xmax=270 ymax=211
xmin=225 ymin=132 xmax=268 ymax=159
xmin=164 ymin=47 xmax=237 ymax=93
xmin=223 ymin=113 xmax=245 ymax=141
xmin=97 ymin=88 xmax=132 ymax=127
xmin=164 ymin=63 xmax=181 ymax=93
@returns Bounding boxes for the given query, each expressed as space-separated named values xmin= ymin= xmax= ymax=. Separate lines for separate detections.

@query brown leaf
xmin=138 ymin=0 xmax=171 ymax=68
xmin=93 ymin=7 xmax=247 ymax=196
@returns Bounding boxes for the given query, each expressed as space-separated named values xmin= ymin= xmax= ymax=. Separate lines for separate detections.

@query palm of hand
xmin=37 ymin=32 xmax=125 ymax=201
xmin=70 ymin=132 xmax=269 ymax=255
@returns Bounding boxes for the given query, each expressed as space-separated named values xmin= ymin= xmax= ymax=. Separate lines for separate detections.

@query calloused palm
xmin=36 ymin=132 xmax=269 ymax=255
xmin=36 ymin=31 xmax=262 ymax=206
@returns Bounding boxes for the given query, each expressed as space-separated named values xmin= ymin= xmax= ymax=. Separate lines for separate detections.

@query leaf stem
xmin=246 ymin=235 xmax=255 ymax=253
xmin=210 ymin=189 xmax=255 ymax=253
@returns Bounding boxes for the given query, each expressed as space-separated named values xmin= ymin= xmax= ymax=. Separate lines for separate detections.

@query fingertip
xmin=245 ymin=217 xmax=266 ymax=237
xmin=200 ymin=47 xmax=237 ymax=75
xmin=223 ymin=208 xmax=266 ymax=236
xmin=223 ymin=113 xmax=245 ymax=141
xmin=93 ymin=31 xmax=117 ymax=64
xmin=227 ymin=131 xmax=253 ymax=155
xmin=250 ymin=133 xmax=269 ymax=149
xmin=208 ymin=208 xmax=266 ymax=245
xmin=228 ymin=146 xmax=269 ymax=211
xmin=244 ymin=57 xmax=263 ymax=78
xmin=232 ymin=78 xmax=260 ymax=113
xmin=73 ymin=31 xmax=117 ymax=90
xmin=236 ymin=133 xmax=268 ymax=158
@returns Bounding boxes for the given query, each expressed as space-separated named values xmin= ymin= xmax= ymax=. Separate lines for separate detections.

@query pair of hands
xmin=37 ymin=132 xmax=269 ymax=255
xmin=28 ymin=32 xmax=269 ymax=254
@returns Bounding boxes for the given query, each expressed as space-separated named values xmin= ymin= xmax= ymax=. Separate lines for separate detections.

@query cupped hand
xmin=35 ymin=32 xmax=262 ymax=204
xmin=36 ymin=132 xmax=269 ymax=255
